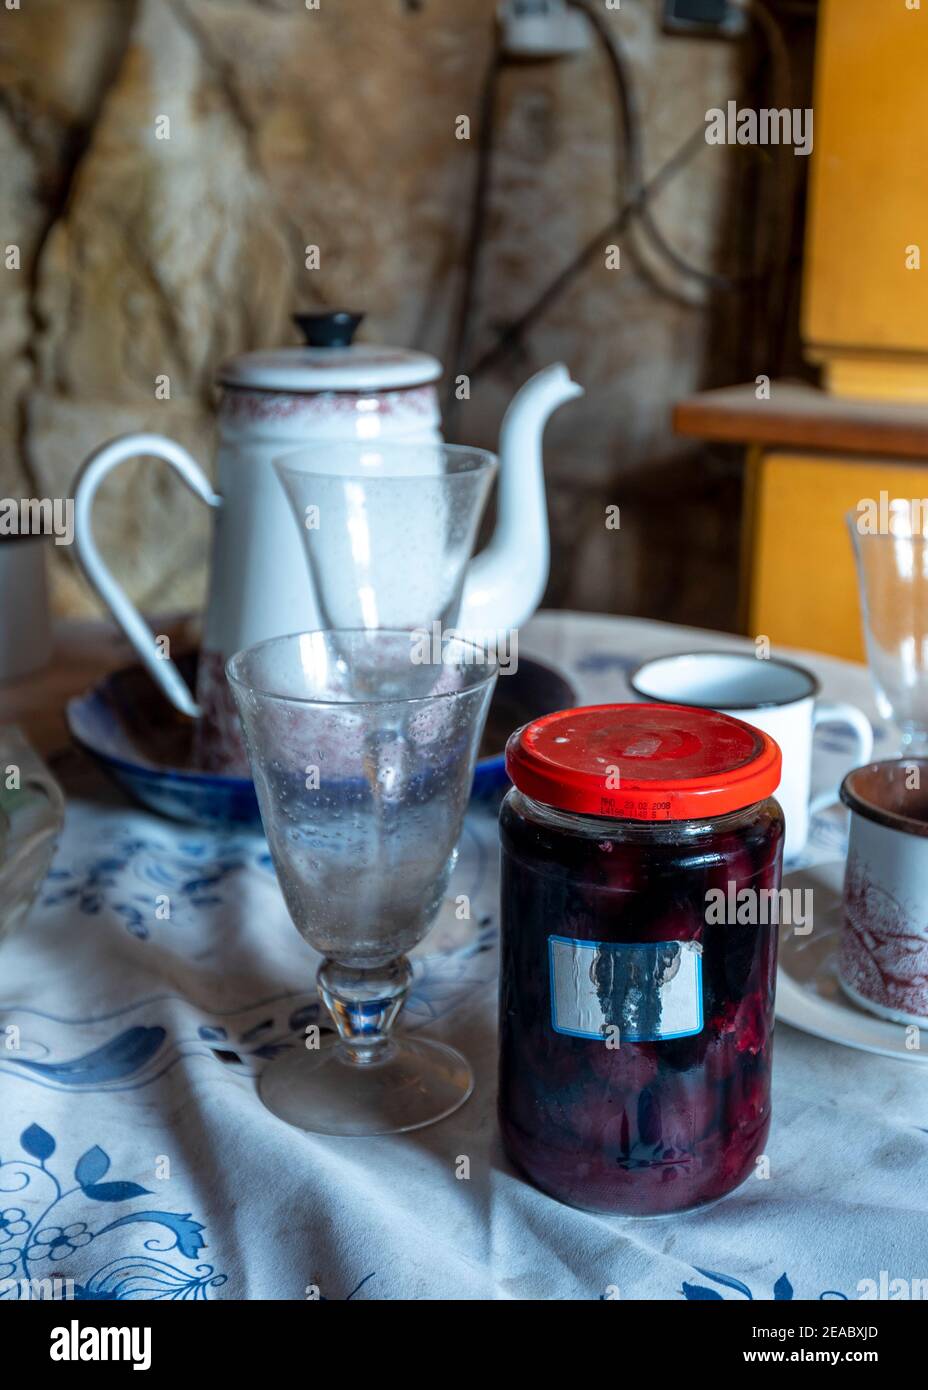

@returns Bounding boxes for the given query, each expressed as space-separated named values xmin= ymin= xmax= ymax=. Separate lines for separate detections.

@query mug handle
xmin=808 ymin=700 xmax=875 ymax=818
xmin=73 ymin=434 xmax=221 ymax=718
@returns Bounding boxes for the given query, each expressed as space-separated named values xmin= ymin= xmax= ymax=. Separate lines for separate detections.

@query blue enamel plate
xmin=67 ymin=652 xmax=577 ymax=829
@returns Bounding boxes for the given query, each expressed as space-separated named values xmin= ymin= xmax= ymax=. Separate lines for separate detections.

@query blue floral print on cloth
xmin=41 ymin=830 xmax=273 ymax=940
xmin=0 ymin=1125 xmax=225 ymax=1300
xmin=681 ymin=1270 xmax=848 ymax=1301
xmin=0 ymin=768 xmax=502 ymax=1297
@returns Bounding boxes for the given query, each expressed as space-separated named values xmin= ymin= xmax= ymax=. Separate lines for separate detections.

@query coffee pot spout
xmin=459 ymin=363 xmax=582 ymax=642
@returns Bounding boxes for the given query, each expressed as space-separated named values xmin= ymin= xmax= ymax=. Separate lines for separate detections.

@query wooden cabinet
xmin=674 ymin=384 xmax=928 ymax=660
xmin=803 ymin=0 xmax=928 ymax=400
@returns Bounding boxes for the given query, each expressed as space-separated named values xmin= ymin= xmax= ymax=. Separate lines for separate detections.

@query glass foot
xmin=259 ymin=1035 xmax=474 ymax=1136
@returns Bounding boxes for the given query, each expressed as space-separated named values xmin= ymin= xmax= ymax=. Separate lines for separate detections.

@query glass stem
xmin=317 ymin=955 xmax=412 ymax=1066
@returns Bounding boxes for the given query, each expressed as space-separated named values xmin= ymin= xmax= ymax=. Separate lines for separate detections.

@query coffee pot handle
xmin=73 ymin=434 xmax=221 ymax=718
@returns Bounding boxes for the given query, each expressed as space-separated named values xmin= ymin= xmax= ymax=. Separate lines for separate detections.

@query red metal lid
xmin=505 ymin=703 xmax=781 ymax=821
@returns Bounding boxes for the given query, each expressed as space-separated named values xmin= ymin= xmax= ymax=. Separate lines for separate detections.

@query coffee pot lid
xmin=218 ymin=311 xmax=442 ymax=394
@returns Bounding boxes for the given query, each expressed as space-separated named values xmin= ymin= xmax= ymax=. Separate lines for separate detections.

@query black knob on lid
xmin=292 ymin=310 xmax=364 ymax=348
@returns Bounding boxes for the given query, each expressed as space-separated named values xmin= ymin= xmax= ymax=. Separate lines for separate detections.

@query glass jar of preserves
xmin=498 ymin=702 xmax=784 ymax=1217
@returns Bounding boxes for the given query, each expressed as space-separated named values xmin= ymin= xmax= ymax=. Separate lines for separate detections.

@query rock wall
xmin=1 ymin=0 xmax=775 ymax=630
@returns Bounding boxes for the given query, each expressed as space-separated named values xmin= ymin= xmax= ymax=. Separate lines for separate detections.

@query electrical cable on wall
xmin=445 ymin=0 xmax=800 ymax=428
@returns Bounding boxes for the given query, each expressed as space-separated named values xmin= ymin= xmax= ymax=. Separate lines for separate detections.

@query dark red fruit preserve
xmin=498 ymin=703 xmax=784 ymax=1217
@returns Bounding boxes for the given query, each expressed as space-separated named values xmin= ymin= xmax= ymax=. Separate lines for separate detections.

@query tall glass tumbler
xmin=849 ymin=500 xmax=928 ymax=755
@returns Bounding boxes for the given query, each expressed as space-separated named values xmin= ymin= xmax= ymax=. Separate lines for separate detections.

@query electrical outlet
xmin=497 ymin=0 xmax=590 ymax=59
xmin=662 ymin=0 xmax=748 ymax=37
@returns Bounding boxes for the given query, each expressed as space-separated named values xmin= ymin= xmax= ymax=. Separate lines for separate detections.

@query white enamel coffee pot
xmin=73 ymin=312 xmax=582 ymax=720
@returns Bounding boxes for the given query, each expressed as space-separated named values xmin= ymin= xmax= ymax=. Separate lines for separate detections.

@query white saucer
xmin=776 ymin=860 xmax=928 ymax=1064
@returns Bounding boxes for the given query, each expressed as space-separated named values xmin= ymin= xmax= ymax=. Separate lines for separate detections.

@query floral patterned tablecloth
xmin=1 ymin=612 xmax=924 ymax=1301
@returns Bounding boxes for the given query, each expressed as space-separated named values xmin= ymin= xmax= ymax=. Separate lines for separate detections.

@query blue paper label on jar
xmin=548 ymin=936 xmax=704 ymax=1042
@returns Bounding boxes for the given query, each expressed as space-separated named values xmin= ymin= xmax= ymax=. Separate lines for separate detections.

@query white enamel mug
xmin=629 ymin=652 xmax=874 ymax=861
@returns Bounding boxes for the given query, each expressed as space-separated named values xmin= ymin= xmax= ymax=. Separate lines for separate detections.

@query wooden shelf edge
xmin=673 ymin=383 xmax=928 ymax=462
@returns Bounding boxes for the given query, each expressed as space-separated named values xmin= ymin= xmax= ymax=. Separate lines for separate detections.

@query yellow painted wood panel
xmin=803 ymin=0 xmax=928 ymax=362
xmin=746 ymin=452 xmax=928 ymax=661
xmin=825 ymin=353 xmax=928 ymax=405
